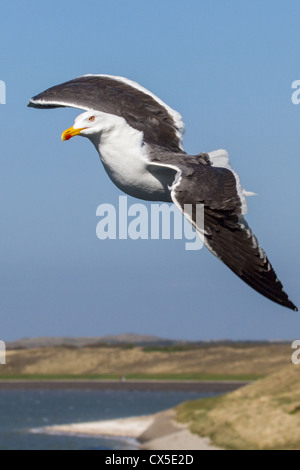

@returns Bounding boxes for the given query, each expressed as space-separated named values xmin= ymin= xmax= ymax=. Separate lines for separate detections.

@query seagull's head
xmin=61 ymin=111 xmax=109 ymax=142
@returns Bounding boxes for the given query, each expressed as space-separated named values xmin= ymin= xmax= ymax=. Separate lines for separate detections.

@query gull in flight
xmin=28 ymin=75 xmax=297 ymax=311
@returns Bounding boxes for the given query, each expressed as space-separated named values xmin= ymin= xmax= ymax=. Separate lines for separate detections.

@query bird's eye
xmin=89 ymin=116 xmax=95 ymax=122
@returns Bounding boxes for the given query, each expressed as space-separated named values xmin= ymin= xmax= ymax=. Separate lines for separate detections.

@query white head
xmin=61 ymin=110 xmax=117 ymax=142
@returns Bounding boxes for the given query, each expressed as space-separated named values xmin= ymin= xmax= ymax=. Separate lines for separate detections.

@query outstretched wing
xmin=28 ymin=74 xmax=185 ymax=152
xmin=148 ymin=150 xmax=298 ymax=311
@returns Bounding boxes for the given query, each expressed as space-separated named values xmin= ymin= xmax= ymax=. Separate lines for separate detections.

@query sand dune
xmin=2 ymin=342 xmax=292 ymax=377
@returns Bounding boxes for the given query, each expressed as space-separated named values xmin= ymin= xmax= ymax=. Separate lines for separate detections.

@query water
xmin=0 ymin=389 xmax=216 ymax=450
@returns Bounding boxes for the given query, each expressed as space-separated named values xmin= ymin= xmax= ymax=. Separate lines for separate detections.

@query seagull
xmin=28 ymin=74 xmax=297 ymax=311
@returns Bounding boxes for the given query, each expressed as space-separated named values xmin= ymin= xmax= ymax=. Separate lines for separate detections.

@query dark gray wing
xmin=28 ymin=75 xmax=184 ymax=152
xmin=149 ymin=153 xmax=298 ymax=311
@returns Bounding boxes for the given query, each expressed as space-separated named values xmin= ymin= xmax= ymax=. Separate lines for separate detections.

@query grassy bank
xmin=176 ymin=365 xmax=300 ymax=450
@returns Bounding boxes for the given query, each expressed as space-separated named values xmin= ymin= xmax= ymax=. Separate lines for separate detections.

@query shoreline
xmin=0 ymin=379 xmax=249 ymax=392
xmin=38 ymin=409 xmax=221 ymax=451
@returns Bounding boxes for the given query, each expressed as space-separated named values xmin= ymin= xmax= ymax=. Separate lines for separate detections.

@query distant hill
xmin=6 ymin=334 xmax=183 ymax=350
xmin=1 ymin=339 xmax=293 ymax=379
xmin=6 ymin=335 xmax=288 ymax=350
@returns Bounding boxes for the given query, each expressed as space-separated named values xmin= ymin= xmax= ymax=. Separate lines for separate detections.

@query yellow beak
xmin=61 ymin=126 xmax=87 ymax=142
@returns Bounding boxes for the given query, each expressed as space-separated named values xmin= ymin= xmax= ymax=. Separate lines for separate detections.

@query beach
xmin=0 ymin=382 xmax=243 ymax=449
xmin=42 ymin=409 xmax=221 ymax=450
xmin=1 ymin=379 xmax=245 ymax=449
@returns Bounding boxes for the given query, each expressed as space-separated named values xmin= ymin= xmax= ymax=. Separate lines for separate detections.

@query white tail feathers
xmin=207 ymin=149 xmax=257 ymax=215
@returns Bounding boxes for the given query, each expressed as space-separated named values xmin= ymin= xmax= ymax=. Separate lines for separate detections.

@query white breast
xmin=90 ymin=116 xmax=172 ymax=202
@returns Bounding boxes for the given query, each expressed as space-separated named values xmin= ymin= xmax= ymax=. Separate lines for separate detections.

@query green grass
xmin=0 ymin=373 xmax=261 ymax=381
xmin=141 ymin=342 xmax=279 ymax=353
xmin=142 ymin=345 xmax=198 ymax=353
xmin=175 ymin=366 xmax=300 ymax=450
xmin=177 ymin=395 xmax=224 ymax=420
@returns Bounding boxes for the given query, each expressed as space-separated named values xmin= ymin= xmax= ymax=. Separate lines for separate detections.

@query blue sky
xmin=1 ymin=0 xmax=300 ymax=341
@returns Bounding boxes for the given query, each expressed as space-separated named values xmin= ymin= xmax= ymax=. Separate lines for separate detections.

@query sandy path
xmin=41 ymin=409 xmax=221 ymax=450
